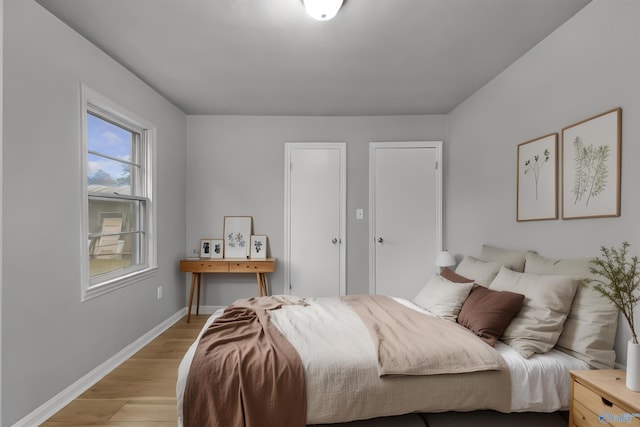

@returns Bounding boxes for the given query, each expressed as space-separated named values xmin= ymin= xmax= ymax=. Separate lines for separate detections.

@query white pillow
xmin=455 ymin=256 xmax=503 ymax=286
xmin=489 ymin=266 xmax=579 ymax=358
xmin=413 ymin=274 xmax=474 ymax=321
xmin=524 ymin=252 xmax=618 ymax=368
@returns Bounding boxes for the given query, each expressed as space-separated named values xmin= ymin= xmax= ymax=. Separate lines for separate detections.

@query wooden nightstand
xmin=570 ymin=370 xmax=640 ymax=427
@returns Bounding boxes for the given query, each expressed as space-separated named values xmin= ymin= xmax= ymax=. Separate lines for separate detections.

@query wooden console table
xmin=179 ymin=258 xmax=276 ymax=322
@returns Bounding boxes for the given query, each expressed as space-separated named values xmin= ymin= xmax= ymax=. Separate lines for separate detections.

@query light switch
xmin=356 ymin=208 xmax=364 ymax=219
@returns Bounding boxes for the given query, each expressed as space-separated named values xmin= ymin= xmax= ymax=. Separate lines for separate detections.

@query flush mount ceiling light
xmin=302 ymin=0 xmax=343 ymax=21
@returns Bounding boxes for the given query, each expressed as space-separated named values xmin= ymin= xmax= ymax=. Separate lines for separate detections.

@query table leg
xmin=187 ymin=272 xmax=197 ymax=323
xmin=256 ymin=272 xmax=268 ymax=297
xmin=196 ymin=273 xmax=201 ymax=316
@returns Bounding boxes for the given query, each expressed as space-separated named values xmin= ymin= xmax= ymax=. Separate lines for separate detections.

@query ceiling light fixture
xmin=302 ymin=0 xmax=343 ymax=21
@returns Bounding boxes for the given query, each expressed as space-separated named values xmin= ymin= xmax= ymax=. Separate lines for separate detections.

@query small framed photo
xmin=224 ymin=216 xmax=253 ymax=258
xmin=210 ymin=239 xmax=224 ymax=259
xmin=200 ymin=239 xmax=213 ymax=258
xmin=250 ymin=235 xmax=268 ymax=259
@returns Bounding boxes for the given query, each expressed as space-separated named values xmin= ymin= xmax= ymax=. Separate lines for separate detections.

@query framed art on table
xmin=517 ymin=133 xmax=558 ymax=222
xmin=562 ymin=108 xmax=621 ymax=220
xmin=223 ymin=216 xmax=253 ymax=258
xmin=250 ymin=235 xmax=268 ymax=259
xmin=210 ymin=239 xmax=224 ymax=259
xmin=200 ymin=239 xmax=213 ymax=258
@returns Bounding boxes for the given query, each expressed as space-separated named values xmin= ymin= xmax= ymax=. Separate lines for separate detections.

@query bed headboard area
xmin=449 ymin=244 xmax=623 ymax=369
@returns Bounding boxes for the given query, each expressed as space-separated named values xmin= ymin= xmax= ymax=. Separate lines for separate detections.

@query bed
xmin=176 ymin=245 xmax=620 ymax=426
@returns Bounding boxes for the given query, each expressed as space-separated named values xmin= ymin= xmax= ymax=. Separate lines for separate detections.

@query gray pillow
xmin=479 ymin=244 xmax=529 ymax=273
xmin=455 ymin=256 xmax=503 ymax=287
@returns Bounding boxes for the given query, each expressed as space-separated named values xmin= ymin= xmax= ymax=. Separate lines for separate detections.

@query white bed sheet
xmin=176 ymin=296 xmax=589 ymax=425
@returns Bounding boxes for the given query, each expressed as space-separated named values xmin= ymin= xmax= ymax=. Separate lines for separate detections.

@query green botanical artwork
xmin=523 ymin=149 xmax=550 ymax=200
xmin=571 ymin=136 xmax=609 ymax=206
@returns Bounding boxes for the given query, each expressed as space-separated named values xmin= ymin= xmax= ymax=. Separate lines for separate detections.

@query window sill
xmin=82 ymin=265 xmax=158 ymax=302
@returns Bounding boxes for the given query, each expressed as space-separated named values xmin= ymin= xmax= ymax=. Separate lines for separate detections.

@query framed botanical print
xmin=250 ymin=235 xmax=268 ymax=259
xmin=210 ymin=239 xmax=224 ymax=259
xmin=223 ymin=216 xmax=253 ymax=258
xmin=517 ymin=133 xmax=558 ymax=221
xmin=562 ymin=108 xmax=621 ymax=219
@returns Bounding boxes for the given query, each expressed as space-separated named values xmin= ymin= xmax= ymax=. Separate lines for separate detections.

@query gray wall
xmin=2 ymin=1 xmax=187 ymax=424
xmin=446 ymin=0 xmax=640 ymax=364
xmin=186 ymin=115 xmax=447 ymax=304
xmin=3 ymin=0 xmax=639 ymax=424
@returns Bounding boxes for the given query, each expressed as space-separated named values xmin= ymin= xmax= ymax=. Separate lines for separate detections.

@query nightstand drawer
xmin=574 ymin=382 xmax=640 ymax=427
xmin=572 ymin=399 xmax=608 ymax=427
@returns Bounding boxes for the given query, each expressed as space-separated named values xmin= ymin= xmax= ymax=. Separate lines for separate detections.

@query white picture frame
xmin=250 ymin=235 xmax=268 ymax=259
xmin=223 ymin=216 xmax=253 ymax=258
xmin=211 ymin=239 xmax=224 ymax=259
xmin=200 ymin=239 xmax=213 ymax=258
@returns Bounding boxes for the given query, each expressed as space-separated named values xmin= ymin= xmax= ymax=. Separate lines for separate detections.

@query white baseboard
xmin=195 ymin=305 xmax=225 ymax=315
xmin=12 ymin=308 xmax=188 ymax=427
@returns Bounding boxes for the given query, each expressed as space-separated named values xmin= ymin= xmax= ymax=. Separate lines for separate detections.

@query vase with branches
xmin=586 ymin=242 xmax=639 ymax=345
xmin=587 ymin=242 xmax=640 ymax=391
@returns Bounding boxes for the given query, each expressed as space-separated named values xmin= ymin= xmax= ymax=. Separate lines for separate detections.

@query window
xmin=81 ymin=85 xmax=156 ymax=301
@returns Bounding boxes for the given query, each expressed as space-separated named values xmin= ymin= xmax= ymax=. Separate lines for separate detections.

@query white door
xmin=285 ymin=143 xmax=346 ymax=297
xmin=369 ymin=142 xmax=442 ymax=299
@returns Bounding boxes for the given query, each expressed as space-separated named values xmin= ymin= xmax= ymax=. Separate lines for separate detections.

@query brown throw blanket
xmin=343 ymin=295 xmax=505 ymax=376
xmin=183 ymin=296 xmax=307 ymax=427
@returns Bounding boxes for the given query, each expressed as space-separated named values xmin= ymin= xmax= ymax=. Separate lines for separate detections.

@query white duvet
xmin=177 ymin=296 xmax=589 ymax=425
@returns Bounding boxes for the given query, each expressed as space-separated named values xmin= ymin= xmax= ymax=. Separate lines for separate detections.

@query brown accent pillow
xmin=440 ymin=267 xmax=473 ymax=283
xmin=457 ymin=286 xmax=525 ymax=346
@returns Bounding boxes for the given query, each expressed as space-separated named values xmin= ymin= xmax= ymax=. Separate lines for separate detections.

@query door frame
xmin=368 ymin=141 xmax=443 ymax=295
xmin=284 ymin=142 xmax=347 ymax=296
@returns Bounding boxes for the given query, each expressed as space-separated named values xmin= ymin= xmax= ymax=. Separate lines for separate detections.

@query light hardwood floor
xmin=41 ymin=315 xmax=208 ymax=427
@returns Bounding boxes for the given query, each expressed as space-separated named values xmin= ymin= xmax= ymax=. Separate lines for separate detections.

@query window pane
xmin=87 ymin=113 xmax=134 ymax=195
xmin=88 ymin=197 xmax=144 ymax=278
xmin=88 ymin=153 xmax=131 ymax=195
xmin=87 ymin=113 xmax=132 ymax=157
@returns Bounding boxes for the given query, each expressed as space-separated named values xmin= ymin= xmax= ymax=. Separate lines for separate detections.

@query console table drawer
xmin=180 ymin=257 xmax=276 ymax=322
xmin=229 ymin=260 xmax=275 ymax=273
xmin=180 ymin=260 xmax=229 ymax=273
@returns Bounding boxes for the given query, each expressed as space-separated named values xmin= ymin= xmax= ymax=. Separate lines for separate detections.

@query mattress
xmin=176 ymin=296 xmax=589 ymax=425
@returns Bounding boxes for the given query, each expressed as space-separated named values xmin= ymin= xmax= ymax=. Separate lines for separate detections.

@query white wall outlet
xmin=156 ymin=286 xmax=163 ymax=299
xmin=356 ymin=208 xmax=364 ymax=219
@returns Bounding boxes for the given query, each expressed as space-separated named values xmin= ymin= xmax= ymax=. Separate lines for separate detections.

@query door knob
xmin=377 ymin=237 xmax=383 ymax=243
xmin=332 ymin=238 xmax=338 ymax=244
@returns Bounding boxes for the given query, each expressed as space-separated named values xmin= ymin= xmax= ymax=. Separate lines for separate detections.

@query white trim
xmin=80 ymin=84 xmax=158 ymax=301
xmin=368 ymin=141 xmax=443 ymax=295
xmin=11 ymin=308 xmax=188 ymax=427
xmin=82 ymin=266 xmax=158 ymax=301
xmin=194 ymin=305 xmax=226 ymax=315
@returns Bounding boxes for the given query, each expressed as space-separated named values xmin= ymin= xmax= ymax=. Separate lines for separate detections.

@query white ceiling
xmin=35 ymin=0 xmax=592 ymax=116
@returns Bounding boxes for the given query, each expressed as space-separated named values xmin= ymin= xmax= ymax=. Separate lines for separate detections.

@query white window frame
xmin=80 ymin=84 xmax=157 ymax=301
